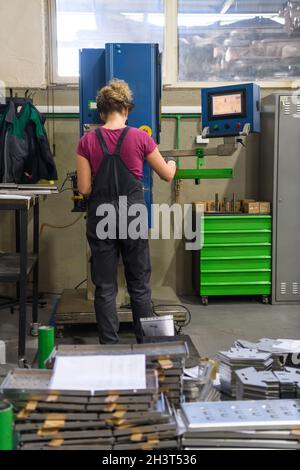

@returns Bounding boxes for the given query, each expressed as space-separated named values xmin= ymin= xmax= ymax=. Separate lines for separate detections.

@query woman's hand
xmin=146 ymin=148 xmax=177 ymax=182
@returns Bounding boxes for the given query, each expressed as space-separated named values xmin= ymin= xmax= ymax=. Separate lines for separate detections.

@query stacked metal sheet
xmin=235 ymin=368 xmax=280 ymax=400
xmin=56 ymin=341 xmax=189 ymax=408
xmin=217 ymin=348 xmax=273 ymax=397
xmin=236 ymin=367 xmax=300 ymax=400
xmin=0 ymin=368 xmax=179 ymax=451
xmin=183 ymin=363 xmax=220 ymax=403
xmin=181 ymin=399 xmax=300 ymax=450
xmin=235 ymin=338 xmax=300 ymax=370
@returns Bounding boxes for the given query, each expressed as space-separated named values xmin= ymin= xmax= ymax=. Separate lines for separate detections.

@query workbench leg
xmin=32 ymin=200 xmax=39 ymax=325
xmin=19 ymin=209 xmax=28 ymax=361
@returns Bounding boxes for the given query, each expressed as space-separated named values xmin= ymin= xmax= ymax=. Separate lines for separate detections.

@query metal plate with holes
xmin=181 ymin=400 xmax=300 ymax=431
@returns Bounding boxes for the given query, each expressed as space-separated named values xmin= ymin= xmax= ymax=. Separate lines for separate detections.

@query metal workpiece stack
xmin=0 ymin=369 xmax=179 ymax=451
xmin=180 ymin=399 xmax=300 ymax=450
xmin=235 ymin=338 xmax=300 ymax=370
xmin=183 ymin=363 xmax=220 ymax=403
xmin=235 ymin=367 xmax=300 ymax=401
xmin=217 ymin=348 xmax=273 ymax=397
xmin=151 ymin=357 xmax=183 ymax=408
xmin=235 ymin=368 xmax=280 ymax=400
xmin=56 ymin=341 xmax=189 ymax=408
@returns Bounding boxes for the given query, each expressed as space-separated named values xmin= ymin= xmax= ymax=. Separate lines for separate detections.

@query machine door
xmin=105 ymin=43 xmax=161 ymax=227
xmin=79 ymin=49 xmax=106 ymax=136
xmin=276 ymin=96 xmax=300 ymax=302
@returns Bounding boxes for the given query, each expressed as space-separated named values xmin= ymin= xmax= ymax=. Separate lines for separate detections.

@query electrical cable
xmin=40 ymin=213 xmax=84 ymax=236
xmin=59 ymin=176 xmax=69 ymax=192
xmin=59 ymin=188 xmax=73 ymax=193
xmin=75 ymin=279 xmax=87 ymax=290
xmin=151 ymin=300 xmax=192 ymax=334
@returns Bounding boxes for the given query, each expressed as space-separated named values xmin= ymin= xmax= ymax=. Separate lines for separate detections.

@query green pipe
xmin=0 ymin=402 xmax=14 ymax=451
xmin=38 ymin=326 xmax=55 ymax=369
xmin=45 ymin=113 xmax=201 ymax=120
xmin=162 ymin=114 xmax=201 ymax=119
xmin=43 ymin=111 xmax=203 ymax=173
xmin=45 ymin=114 xmax=79 ymax=119
xmin=175 ymin=168 xmax=234 ymax=180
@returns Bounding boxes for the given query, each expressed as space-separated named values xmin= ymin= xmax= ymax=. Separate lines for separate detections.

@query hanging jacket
xmin=0 ymin=101 xmax=57 ymax=184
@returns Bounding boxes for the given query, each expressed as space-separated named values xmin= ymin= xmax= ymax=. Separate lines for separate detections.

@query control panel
xmin=201 ymin=83 xmax=261 ymax=138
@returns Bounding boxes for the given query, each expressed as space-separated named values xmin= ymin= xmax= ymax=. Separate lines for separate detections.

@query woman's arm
xmin=77 ymin=155 xmax=92 ymax=196
xmin=146 ymin=148 xmax=176 ymax=182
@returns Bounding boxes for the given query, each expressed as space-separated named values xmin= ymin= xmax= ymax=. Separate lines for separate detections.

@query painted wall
xmin=0 ymin=0 xmax=46 ymax=88
xmin=0 ymin=3 xmax=292 ymax=297
xmin=0 ymin=87 xmax=280 ymax=297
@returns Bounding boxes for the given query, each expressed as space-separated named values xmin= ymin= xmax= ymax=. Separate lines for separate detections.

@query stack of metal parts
xmin=236 ymin=367 xmax=300 ymax=400
xmin=0 ymin=369 xmax=178 ymax=451
xmin=235 ymin=338 xmax=300 ymax=370
xmin=183 ymin=363 xmax=220 ymax=403
xmin=56 ymin=342 xmax=189 ymax=408
xmin=180 ymin=399 xmax=300 ymax=450
xmin=217 ymin=348 xmax=273 ymax=397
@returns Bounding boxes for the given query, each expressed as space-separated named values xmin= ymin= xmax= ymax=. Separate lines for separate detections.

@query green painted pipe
xmin=175 ymin=168 xmax=234 ymax=180
xmin=44 ymin=113 xmax=201 ymax=120
xmin=0 ymin=402 xmax=14 ymax=451
xmin=38 ymin=326 xmax=55 ymax=369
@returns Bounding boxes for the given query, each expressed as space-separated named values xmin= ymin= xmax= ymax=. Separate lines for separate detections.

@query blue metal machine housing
xmin=79 ymin=44 xmax=162 ymax=227
xmin=201 ymin=83 xmax=260 ymax=138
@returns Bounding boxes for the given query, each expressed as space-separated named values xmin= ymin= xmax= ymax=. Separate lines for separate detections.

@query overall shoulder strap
xmin=114 ymin=127 xmax=131 ymax=156
xmin=95 ymin=127 xmax=110 ymax=155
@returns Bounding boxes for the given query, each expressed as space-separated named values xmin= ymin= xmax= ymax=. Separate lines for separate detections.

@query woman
xmin=77 ymin=79 xmax=176 ymax=344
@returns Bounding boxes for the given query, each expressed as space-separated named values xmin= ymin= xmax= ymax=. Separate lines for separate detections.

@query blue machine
xmin=201 ymin=83 xmax=260 ymax=138
xmin=79 ymin=44 xmax=162 ymax=226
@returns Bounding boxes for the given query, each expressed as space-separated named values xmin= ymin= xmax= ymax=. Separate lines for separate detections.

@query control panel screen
xmin=212 ymin=92 xmax=243 ymax=117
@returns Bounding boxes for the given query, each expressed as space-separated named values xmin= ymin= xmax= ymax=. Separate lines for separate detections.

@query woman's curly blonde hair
xmin=96 ymin=79 xmax=134 ymax=119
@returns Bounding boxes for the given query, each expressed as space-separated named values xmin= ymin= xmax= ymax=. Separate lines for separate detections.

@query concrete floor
xmin=0 ymin=295 xmax=299 ymax=366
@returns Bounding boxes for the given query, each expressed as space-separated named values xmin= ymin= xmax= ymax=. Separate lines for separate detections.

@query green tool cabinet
xmin=193 ymin=214 xmax=272 ymax=305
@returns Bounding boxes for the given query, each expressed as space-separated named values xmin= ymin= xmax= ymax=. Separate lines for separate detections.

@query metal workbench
xmin=0 ymin=196 xmax=40 ymax=364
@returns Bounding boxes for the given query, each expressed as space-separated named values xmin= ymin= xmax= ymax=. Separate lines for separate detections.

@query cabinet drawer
xmin=201 ymin=271 xmax=271 ymax=285
xmin=201 ymin=258 xmax=271 ymax=272
xmin=204 ymin=215 xmax=272 ymax=232
xmin=204 ymin=231 xmax=271 ymax=245
xmin=201 ymin=244 xmax=272 ymax=259
xmin=201 ymin=284 xmax=272 ymax=296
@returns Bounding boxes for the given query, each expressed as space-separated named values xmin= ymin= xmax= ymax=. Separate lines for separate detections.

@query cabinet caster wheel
xmin=262 ymin=296 xmax=269 ymax=305
xmin=201 ymin=297 xmax=209 ymax=306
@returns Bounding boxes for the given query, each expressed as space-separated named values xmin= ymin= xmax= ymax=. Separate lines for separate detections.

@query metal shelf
xmin=0 ymin=253 xmax=38 ymax=282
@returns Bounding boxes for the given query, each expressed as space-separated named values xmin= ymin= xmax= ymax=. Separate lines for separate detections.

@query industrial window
xmin=54 ymin=0 xmax=164 ymax=80
xmin=178 ymin=0 xmax=300 ymax=82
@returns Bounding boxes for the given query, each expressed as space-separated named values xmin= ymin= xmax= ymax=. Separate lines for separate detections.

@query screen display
xmin=212 ymin=93 xmax=243 ymax=117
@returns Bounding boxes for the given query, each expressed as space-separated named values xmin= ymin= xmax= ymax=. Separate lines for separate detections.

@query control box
xmin=201 ymin=83 xmax=260 ymax=137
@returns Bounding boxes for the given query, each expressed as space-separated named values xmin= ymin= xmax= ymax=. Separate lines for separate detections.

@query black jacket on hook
xmin=0 ymin=100 xmax=57 ymax=184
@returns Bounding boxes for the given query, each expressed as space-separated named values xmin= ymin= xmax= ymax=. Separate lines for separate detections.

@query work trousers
xmin=88 ymin=235 xmax=152 ymax=344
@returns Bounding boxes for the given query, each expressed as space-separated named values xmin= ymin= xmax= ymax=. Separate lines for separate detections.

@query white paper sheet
xmin=50 ymin=354 xmax=146 ymax=393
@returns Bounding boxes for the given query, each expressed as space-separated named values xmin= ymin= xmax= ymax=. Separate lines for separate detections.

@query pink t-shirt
xmin=77 ymin=127 xmax=157 ymax=180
